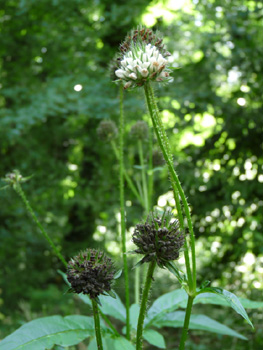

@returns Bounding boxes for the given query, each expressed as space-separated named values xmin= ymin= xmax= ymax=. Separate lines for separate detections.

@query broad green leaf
xmin=130 ymin=304 xmax=140 ymax=330
xmin=193 ymin=293 xmax=263 ymax=309
xmin=146 ymin=289 xmax=188 ymax=326
xmin=154 ymin=311 xmax=247 ymax=340
xmin=143 ymin=329 xmax=166 ymax=349
xmin=113 ymin=337 xmax=136 ymax=350
xmin=0 ymin=315 xmax=95 ymax=350
xmin=198 ymin=288 xmax=253 ymax=328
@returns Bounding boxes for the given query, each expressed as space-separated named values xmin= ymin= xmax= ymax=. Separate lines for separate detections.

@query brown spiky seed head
xmin=67 ymin=249 xmax=115 ymax=299
xmin=132 ymin=211 xmax=185 ymax=268
xmin=130 ymin=121 xmax=149 ymax=140
xmin=97 ymin=120 xmax=118 ymax=142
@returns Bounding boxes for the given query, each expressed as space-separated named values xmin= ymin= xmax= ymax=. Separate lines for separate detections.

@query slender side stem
xmin=92 ymin=299 xmax=104 ymax=350
xmin=99 ymin=311 xmax=120 ymax=336
xmin=138 ymin=140 xmax=149 ymax=213
xmin=144 ymin=83 xmax=194 ymax=291
xmin=119 ymin=86 xmax=130 ymax=339
xmin=147 ymin=127 xmax=154 ymax=210
xmin=135 ymin=257 xmax=140 ymax=305
xmin=14 ymin=183 xmax=67 ymax=268
xmin=136 ymin=260 xmax=156 ymax=350
xmin=111 ymin=140 xmax=144 ymax=207
xmin=179 ymin=295 xmax=194 ymax=350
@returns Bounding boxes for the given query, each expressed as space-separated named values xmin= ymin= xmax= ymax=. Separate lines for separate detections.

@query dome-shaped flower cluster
xmin=132 ymin=211 xmax=185 ymax=268
xmin=67 ymin=249 xmax=115 ymax=299
xmin=115 ymin=43 xmax=171 ymax=89
xmin=115 ymin=27 xmax=172 ymax=89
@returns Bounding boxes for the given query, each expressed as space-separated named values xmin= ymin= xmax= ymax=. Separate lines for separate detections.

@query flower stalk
xmin=179 ymin=295 xmax=194 ymax=350
xmin=136 ymin=260 xmax=156 ymax=350
xmin=119 ymin=85 xmax=131 ymax=339
xmin=92 ymin=299 xmax=104 ymax=350
xmin=14 ymin=182 xmax=67 ymax=268
xmin=144 ymin=82 xmax=196 ymax=293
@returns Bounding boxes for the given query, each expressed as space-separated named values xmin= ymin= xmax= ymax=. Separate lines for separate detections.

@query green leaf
xmin=154 ymin=311 xmax=247 ymax=340
xmin=0 ymin=315 xmax=95 ymax=350
xmin=130 ymin=304 xmax=140 ymax=330
xmin=198 ymin=287 xmax=253 ymax=328
xmin=143 ymin=329 xmax=166 ymax=349
xmin=146 ymin=289 xmax=188 ymax=326
xmin=194 ymin=292 xmax=263 ymax=309
xmin=164 ymin=261 xmax=186 ymax=284
xmin=114 ymin=269 xmax=122 ymax=279
xmin=113 ymin=337 xmax=136 ymax=350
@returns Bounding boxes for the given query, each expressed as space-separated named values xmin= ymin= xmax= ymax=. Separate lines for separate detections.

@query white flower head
xmin=115 ymin=27 xmax=172 ymax=89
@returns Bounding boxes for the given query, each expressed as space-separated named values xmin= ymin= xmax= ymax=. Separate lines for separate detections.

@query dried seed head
xmin=97 ymin=120 xmax=118 ymax=142
xmin=67 ymin=249 xmax=115 ymax=299
xmin=132 ymin=210 xmax=185 ymax=268
xmin=130 ymin=121 xmax=149 ymax=141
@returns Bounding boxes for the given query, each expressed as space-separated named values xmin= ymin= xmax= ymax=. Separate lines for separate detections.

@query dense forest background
xmin=0 ymin=0 xmax=263 ymax=349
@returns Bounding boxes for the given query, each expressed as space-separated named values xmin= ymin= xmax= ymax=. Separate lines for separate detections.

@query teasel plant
xmin=114 ymin=25 xmax=254 ymax=350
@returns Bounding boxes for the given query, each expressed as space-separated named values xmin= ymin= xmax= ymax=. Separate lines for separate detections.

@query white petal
xmin=141 ymin=68 xmax=149 ymax=77
xmin=115 ymin=69 xmax=126 ymax=78
xmin=129 ymin=73 xmax=137 ymax=80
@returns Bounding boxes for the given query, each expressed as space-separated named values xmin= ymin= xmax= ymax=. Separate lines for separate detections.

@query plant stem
xmin=136 ymin=260 xmax=156 ymax=350
xmin=135 ymin=257 xmax=140 ymax=305
xmin=119 ymin=85 xmax=130 ymax=339
xmin=147 ymin=127 xmax=154 ymax=210
xmin=179 ymin=295 xmax=194 ymax=350
xmin=144 ymin=82 xmax=196 ymax=293
xmin=99 ymin=311 xmax=120 ymax=337
xmin=14 ymin=182 xmax=67 ymax=268
xmin=138 ymin=139 xmax=149 ymax=213
xmin=92 ymin=299 xmax=104 ymax=350
xmin=111 ymin=140 xmax=144 ymax=206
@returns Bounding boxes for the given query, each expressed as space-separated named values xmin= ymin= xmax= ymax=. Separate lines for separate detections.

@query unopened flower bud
xmin=130 ymin=121 xmax=149 ymax=141
xmin=67 ymin=249 xmax=115 ymax=299
xmin=97 ymin=120 xmax=118 ymax=142
xmin=132 ymin=210 xmax=185 ymax=268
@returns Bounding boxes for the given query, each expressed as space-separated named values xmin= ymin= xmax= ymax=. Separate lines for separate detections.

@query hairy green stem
xmin=136 ymin=260 xmax=156 ymax=350
xmin=147 ymin=127 xmax=154 ymax=210
xmin=111 ymin=140 xmax=144 ymax=206
xmin=144 ymin=83 xmax=195 ymax=291
xmin=92 ymin=299 xmax=104 ymax=350
xmin=14 ymin=182 xmax=67 ymax=268
xmin=119 ymin=86 xmax=130 ymax=339
xmin=138 ymin=139 xmax=149 ymax=213
xmin=179 ymin=295 xmax=194 ymax=350
xmin=135 ymin=257 xmax=140 ymax=305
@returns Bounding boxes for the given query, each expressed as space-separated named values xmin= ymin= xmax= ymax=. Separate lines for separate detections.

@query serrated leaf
xmin=0 ymin=315 xmax=95 ymax=350
xmin=143 ymin=329 xmax=166 ymax=349
xmin=198 ymin=287 xmax=253 ymax=328
xmin=154 ymin=311 xmax=247 ymax=340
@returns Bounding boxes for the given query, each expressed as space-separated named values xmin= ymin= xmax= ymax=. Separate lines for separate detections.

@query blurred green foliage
xmin=0 ymin=0 xmax=262 ymax=348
